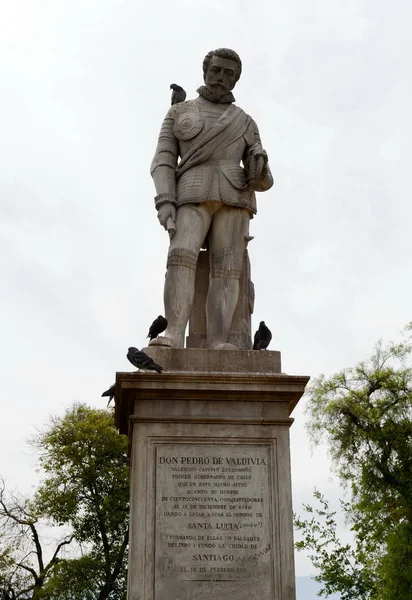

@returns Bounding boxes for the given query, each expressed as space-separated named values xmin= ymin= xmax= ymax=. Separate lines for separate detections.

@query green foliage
xmin=37 ymin=555 xmax=117 ymax=600
xmin=0 ymin=480 xmax=73 ymax=599
xmin=375 ymin=520 xmax=412 ymax=600
xmin=295 ymin=491 xmax=377 ymax=599
xmin=0 ymin=539 xmax=16 ymax=588
xmin=296 ymin=324 xmax=412 ymax=599
xmin=0 ymin=404 xmax=129 ymax=600
xmin=33 ymin=403 xmax=129 ymax=599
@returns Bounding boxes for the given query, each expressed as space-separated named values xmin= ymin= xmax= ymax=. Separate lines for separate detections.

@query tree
xmin=0 ymin=404 xmax=129 ymax=599
xmin=295 ymin=491 xmax=378 ymax=600
xmin=33 ymin=404 xmax=130 ymax=599
xmin=0 ymin=478 xmax=73 ymax=599
xmin=295 ymin=324 xmax=412 ymax=599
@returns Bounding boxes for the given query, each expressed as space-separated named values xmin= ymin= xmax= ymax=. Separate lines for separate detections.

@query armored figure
xmin=150 ymin=48 xmax=273 ymax=350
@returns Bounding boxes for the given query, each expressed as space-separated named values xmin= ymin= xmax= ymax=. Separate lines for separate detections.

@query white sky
xmin=1 ymin=0 xmax=411 ymax=578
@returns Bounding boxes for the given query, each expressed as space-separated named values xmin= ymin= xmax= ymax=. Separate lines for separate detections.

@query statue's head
xmin=202 ymin=48 xmax=242 ymax=99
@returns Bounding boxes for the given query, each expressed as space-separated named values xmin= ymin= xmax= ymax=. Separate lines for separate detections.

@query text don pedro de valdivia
xmin=158 ymin=456 xmax=266 ymax=465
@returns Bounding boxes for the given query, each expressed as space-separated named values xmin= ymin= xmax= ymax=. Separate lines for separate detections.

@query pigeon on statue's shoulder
xmin=170 ymin=83 xmax=186 ymax=105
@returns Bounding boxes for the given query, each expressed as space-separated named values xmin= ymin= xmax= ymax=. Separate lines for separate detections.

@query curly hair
xmin=202 ymin=48 xmax=242 ymax=82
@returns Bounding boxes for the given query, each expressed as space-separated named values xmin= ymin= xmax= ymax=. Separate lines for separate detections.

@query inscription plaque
xmin=154 ymin=442 xmax=274 ymax=600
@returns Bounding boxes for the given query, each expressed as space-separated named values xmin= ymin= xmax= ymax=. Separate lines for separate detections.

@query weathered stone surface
xmin=150 ymin=48 xmax=274 ymax=350
xmin=154 ymin=443 xmax=273 ymax=600
xmin=186 ymin=249 xmax=255 ymax=350
xmin=140 ymin=346 xmax=281 ymax=374
xmin=115 ymin=349 xmax=309 ymax=600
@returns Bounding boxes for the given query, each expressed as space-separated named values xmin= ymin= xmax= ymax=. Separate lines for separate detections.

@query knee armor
xmin=167 ymin=247 xmax=198 ymax=271
xmin=211 ymin=247 xmax=243 ymax=279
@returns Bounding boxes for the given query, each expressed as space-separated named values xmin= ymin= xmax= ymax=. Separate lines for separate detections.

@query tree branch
xmin=49 ymin=535 xmax=74 ymax=565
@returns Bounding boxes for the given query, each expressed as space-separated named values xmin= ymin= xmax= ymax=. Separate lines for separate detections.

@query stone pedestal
xmin=115 ymin=348 xmax=309 ymax=600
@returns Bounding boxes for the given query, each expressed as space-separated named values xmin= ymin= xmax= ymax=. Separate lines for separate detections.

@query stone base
xmin=140 ymin=346 xmax=282 ymax=375
xmin=148 ymin=336 xmax=173 ymax=348
xmin=115 ymin=349 xmax=309 ymax=600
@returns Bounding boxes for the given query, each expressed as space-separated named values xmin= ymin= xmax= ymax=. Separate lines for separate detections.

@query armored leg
xmin=161 ymin=204 xmax=212 ymax=347
xmin=206 ymin=206 xmax=250 ymax=349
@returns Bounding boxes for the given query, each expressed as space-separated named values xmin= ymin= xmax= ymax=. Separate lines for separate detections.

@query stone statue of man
xmin=150 ymin=48 xmax=273 ymax=350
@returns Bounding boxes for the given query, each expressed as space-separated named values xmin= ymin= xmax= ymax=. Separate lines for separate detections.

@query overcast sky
xmin=1 ymin=0 xmax=411 ymax=579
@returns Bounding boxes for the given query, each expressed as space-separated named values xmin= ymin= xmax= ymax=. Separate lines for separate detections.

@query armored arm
xmin=243 ymin=119 xmax=274 ymax=192
xmin=150 ymin=108 xmax=179 ymax=209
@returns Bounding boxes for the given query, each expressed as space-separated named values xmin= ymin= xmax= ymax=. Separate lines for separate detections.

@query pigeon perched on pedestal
xmin=253 ymin=321 xmax=272 ymax=350
xmin=127 ymin=347 xmax=164 ymax=373
xmin=101 ymin=384 xmax=116 ymax=407
xmin=147 ymin=315 xmax=168 ymax=340
xmin=170 ymin=83 xmax=186 ymax=105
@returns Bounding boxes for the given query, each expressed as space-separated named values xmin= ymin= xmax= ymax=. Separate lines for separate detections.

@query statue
xmin=150 ymin=48 xmax=273 ymax=350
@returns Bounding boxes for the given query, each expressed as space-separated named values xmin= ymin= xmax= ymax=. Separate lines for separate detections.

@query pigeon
xmin=127 ymin=347 xmax=164 ymax=373
xmin=253 ymin=321 xmax=272 ymax=350
xmin=170 ymin=83 xmax=186 ymax=105
xmin=147 ymin=315 xmax=168 ymax=340
xmin=101 ymin=383 xmax=116 ymax=407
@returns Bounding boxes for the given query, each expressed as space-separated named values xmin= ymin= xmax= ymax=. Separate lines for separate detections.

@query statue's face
xmin=204 ymin=56 xmax=238 ymax=98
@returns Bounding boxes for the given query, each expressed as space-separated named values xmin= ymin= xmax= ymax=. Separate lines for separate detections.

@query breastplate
xmin=201 ymin=104 xmax=228 ymax=130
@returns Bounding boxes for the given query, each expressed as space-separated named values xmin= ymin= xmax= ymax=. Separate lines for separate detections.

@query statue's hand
xmin=249 ymin=145 xmax=268 ymax=180
xmin=157 ymin=203 xmax=176 ymax=230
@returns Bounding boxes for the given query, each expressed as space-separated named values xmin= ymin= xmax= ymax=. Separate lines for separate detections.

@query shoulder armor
xmin=173 ymin=106 xmax=204 ymax=140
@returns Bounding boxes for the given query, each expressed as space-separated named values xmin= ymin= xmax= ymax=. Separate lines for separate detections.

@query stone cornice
xmin=114 ymin=370 xmax=309 ymax=436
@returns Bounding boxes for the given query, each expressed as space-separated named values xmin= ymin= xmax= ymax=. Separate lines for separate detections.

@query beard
xmin=196 ymin=85 xmax=235 ymax=104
